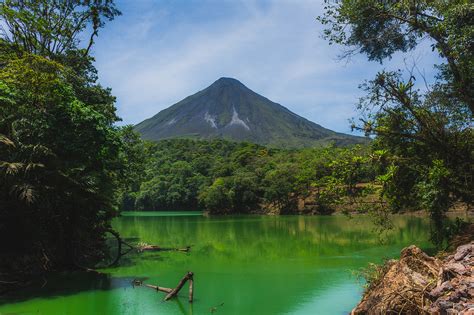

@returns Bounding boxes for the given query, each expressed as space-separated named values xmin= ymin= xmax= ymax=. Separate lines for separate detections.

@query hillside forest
xmin=120 ymin=138 xmax=376 ymax=215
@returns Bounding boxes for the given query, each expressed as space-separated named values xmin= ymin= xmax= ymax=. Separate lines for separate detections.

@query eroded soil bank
xmin=352 ymin=241 xmax=473 ymax=314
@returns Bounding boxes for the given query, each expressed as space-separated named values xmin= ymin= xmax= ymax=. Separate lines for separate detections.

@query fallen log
xmin=137 ymin=243 xmax=191 ymax=252
xmin=85 ymin=230 xmax=191 ymax=268
xmin=133 ymin=272 xmax=195 ymax=303
xmin=144 ymin=283 xmax=173 ymax=294
xmin=164 ymin=272 xmax=194 ymax=301
xmin=133 ymin=280 xmax=173 ymax=293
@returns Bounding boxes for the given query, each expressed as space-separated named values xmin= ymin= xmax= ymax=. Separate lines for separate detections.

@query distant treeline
xmin=121 ymin=138 xmax=376 ymax=214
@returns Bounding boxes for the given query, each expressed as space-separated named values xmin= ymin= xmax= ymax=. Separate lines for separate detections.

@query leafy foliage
xmin=319 ymin=0 xmax=473 ymax=246
xmin=124 ymin=139 xmax=375 ymax=215
xmin=0 ymin=0 xmax=120 ymax=57
xmin=0 ymin=0 xmax=129 ymax=275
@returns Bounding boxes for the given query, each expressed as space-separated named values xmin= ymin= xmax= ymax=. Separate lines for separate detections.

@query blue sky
xmin=92 ymin=0 xmax=440 ymax=134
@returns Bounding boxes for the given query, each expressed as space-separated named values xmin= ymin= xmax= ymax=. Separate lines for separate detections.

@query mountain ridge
xmin=135 ymin=77 xmax=367 ymax=148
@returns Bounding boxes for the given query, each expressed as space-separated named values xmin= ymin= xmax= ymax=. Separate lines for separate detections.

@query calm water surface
xmin=0 ymin=213 xmax=432 ymax=315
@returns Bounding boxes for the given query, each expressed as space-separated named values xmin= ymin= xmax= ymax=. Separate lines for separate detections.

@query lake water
xmin=0 ymin=213 xmax=432 ymax=314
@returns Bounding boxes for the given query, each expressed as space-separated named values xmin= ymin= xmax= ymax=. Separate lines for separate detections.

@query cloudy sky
xmin=92 ymin=0 xmax=440 ymax=134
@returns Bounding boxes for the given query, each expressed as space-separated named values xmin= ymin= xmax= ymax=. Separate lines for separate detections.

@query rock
xmin=430 ymin=280 xmax=453 ymax=298
xmin=352 ymin=242 xmax=474 ymax=315
xmin=454 ymin=244 xmax=473 ymax=261
xmin=445 ymin=262 xmax=468 ymax=275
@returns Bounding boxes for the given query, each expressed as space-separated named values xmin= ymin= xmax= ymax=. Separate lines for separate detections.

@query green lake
xmin=0 ymin=213 xmax=433 ymax=314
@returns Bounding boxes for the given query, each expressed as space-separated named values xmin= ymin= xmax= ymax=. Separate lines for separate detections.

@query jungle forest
xmin=0 ymin=1 xmax=472 ymax=314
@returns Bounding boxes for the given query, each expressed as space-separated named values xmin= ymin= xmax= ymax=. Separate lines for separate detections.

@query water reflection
xmin=0 ymin=214 xmax=432 ymax=315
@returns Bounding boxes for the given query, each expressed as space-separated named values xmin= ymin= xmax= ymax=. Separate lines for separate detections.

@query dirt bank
xmin=352 ymin=242 xmax=473 ymax=314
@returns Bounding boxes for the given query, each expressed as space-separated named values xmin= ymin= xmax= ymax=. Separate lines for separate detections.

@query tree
xmin=117 ymin=126 xmax=147 ymax=211
xmin=263 ymin=163 xmax=299 ymax=214
xmin=199 ymin=178 xmax=232 ymax=213
xmin=319 ymin=0 xmax=473 ymax=246
xmin=318 ymin=0 xmax=473 ymax=113
xmin=0 ymin=0 xmax=122 ymax=276
xmin=0 ymin=0 xmax=120 ymax=58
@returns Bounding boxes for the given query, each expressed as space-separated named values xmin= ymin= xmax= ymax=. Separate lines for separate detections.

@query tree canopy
xmin=319 ymin=0 xmax=473 ymax=245
xmin=122 ymin=139 xmax=375 ymax=216
xmin=0 ymin=0 xmax=133 ymax=276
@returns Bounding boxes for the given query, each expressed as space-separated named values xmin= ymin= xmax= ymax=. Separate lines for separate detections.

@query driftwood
xmin=164 ymin=271 xmax=194 ymax=301
xmin=134 ymin=271 xmax=194 ymax=303
xmin=102 ymin=230 xmax=191 ymax=267
xmin=136 ymin=244 xmax=191 ymax=253
xmin=144 ymin=283 xmax=172 ymax=294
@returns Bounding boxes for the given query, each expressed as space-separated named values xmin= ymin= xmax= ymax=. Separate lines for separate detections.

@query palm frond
xmin=10 ymin=184 xmax=37 ymax=204
xmin=24 ymin=162 xmax=45 ymax=172
xmin=0 ymin=134 xmax=15 ymax=147
xmin=31 ymin=144 xmax=55 ymax=158
xmin=0 ymin=161 xmax=24 ymax=175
